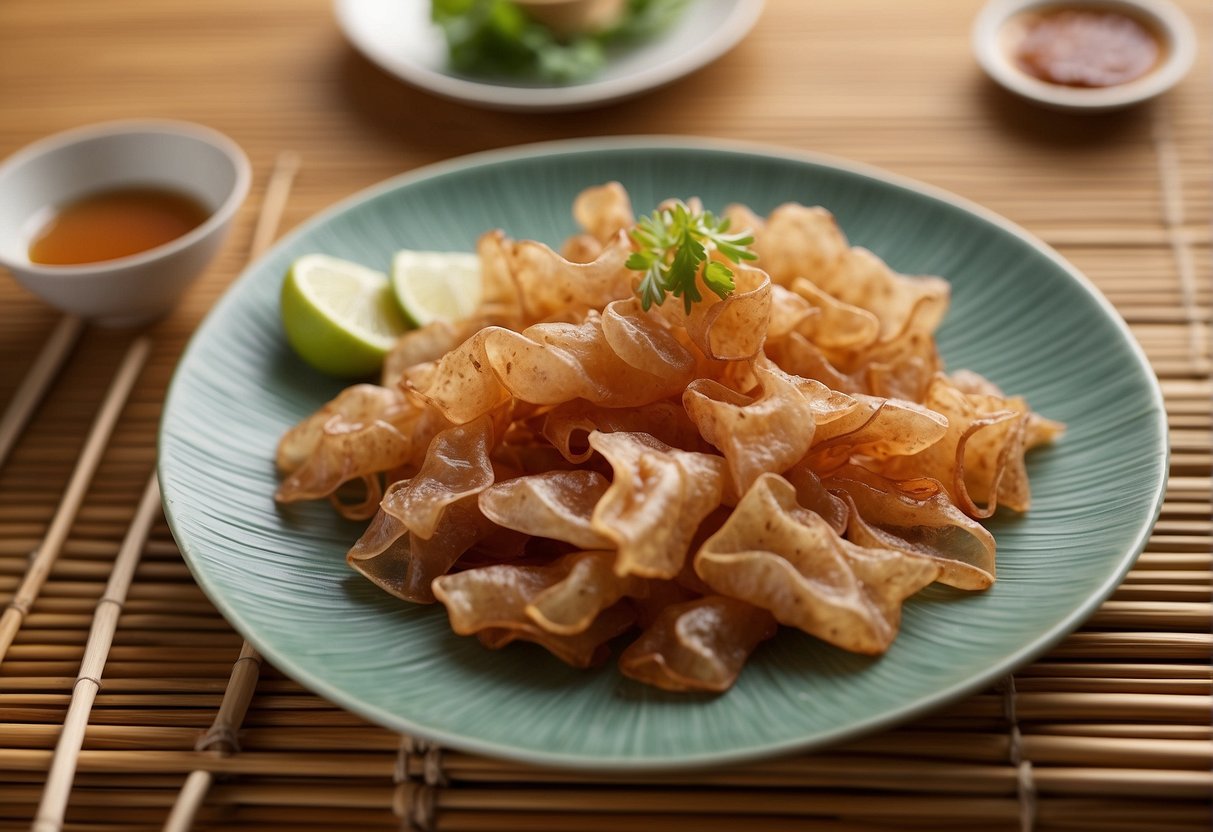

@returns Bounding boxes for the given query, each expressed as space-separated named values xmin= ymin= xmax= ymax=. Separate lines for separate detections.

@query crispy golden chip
xmin=479 ymin=470 xmax=613 ymax=550
xmin=827 ymin=464 xmax=996 ymax=590
xmin=510 ymin=233 xmax=634 ymax=323
xmin=589 ymin=431 xmax=727 ymax=579
xmin=483 ymin=313 xmax=688 ymax=408
xmin=347 ymin=495 xmax=496 ymax=603
xmin=560 ymin=233 xmax=603 ymax=264
xmin=276 ymin=384 xmax=410 ymax=475
xmin=764 ymin=331 xmax=858 ymax=393
xmin=807 ymin=392 xmax=949 ymax=477
xmin=951 ymin=370 xmax=1065 ymax=452
xmin=274 ymin=385 xmax=443 ymax=520
xmin=751 ymin=203 xmax=849 ymax=287
xmin=433 ymin=559 xmax=636 ymax=668
xmin=812 ymin=247 xmax=950 ymax=343
xmin=695 ymin=473 xmax=941 ymax=654
xmin=684 ymin=357 xmax=856 ymax=495
xmin=859 ymin=329 xmax=942 ymax=403
xmin=476 ymin=230 xmax=525 ymax=321
xmin=601 ymin=297 xmax=698 ymax=380
xmin=683 ymin=262 xmax=772 ymax=361
xmin=573 ymin=181 xmax=635 ymax=244
xmin=525 ymin=550 xmax=648 ymax=636
xmin=275 ymin=421 xmax=410 ymax=520
xmin=403 ymin=327 xmax=511 ymax=425
xmin=874 ymin=375 xmax=1030 ymax=517
xmin=618 ymin=595 xmax=777 ymax=693
xmin=542 ymin=399 xmax=706 ymax=464
xmin=789 ymin=277 xmax=881 ymax=353
xmin=766 ymin=284 xmax=815 ymax=339
xmin=381 ymin=414 xmax=498 ymax=540
xmin=783 ymin=461 xmax=850 ymax=535
xmin=382 ymin=314 xmax=508 ymax=388
xmin=408 ymin=309 xmax=690 ymax=425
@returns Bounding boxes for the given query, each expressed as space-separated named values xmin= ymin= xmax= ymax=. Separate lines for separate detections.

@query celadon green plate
xmin=159 ymin=138 xmax=1168 ymax=770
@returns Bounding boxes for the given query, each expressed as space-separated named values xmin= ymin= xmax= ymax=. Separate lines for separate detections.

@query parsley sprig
xmin=625 ymin=201 xmax=757 ymax=314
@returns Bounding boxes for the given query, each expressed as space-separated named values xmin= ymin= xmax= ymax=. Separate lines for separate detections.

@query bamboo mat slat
xmin=1 ymin=0 xmax=1211 ymax=829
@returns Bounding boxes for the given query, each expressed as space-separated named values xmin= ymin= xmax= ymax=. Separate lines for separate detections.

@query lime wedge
xmin=390 ymin=250 xmax=482 ymax=327
xmin=280 ymin=254 xmax=408 ymax=378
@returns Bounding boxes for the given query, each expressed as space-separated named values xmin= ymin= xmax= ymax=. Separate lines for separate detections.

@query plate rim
xmin=332 ymin=0 xmax=768 ymax=112
xmin=160 ymin=135 xmax=1169 ymax=770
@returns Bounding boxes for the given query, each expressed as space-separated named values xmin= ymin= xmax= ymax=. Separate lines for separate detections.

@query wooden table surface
xmin=1 ymin=1 xmax=1210 ymax=830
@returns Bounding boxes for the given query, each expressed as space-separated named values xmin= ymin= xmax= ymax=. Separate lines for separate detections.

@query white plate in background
xmin=334 ymin=0 xmax=765 ymax=111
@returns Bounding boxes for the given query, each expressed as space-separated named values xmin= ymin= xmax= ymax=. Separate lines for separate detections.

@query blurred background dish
xmin=972 ymin=0 xmax=1196 ymax=111
xmin=334 ymin=0 xmax=765 ymax=111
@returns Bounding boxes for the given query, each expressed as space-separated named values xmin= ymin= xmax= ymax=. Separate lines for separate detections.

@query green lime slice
xmin=390 ymin=250 xmax=482 ymax=327
xmin=280 ymin=254 xmax=407 ymax=378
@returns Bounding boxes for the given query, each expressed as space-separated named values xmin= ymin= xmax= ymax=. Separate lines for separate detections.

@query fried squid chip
xmin=827 ymin=464 xmax=996 ymax=590
xmin=573 ymin=181 xmax=634 ymax=244
xmin=751 ymin=203 xmax=849 ymax=287
xmin=276 ymin=384 xmax=411 ymax=475
xmin=403 ymin=327 xmax=511 ymax=425
xmin=409 ymin=309 xmax=691 ymax=424
xmin=766 ymin=284 xmax=815 ymax=339
xmin=874 ymin=375 xmax=1030 ymax=518
xmin=764 ymin=331 xmax=859 ymax=393
xmin=619 ymin=595 xmax=777 ymax=693
xmin=950 ymin=369 xmax=1066 ymax=451
xmin=433 ymin=559 xmax=636 ymax=668
xmin=382 ymin=414 xmax=498 ymax=539
xmin=684 ymin=357 xmax=856 ymax=494
xmin=483 ymin=313 xmax=690 ymax=408
xmin=589 ymin=431 xmax=727 ymax=579
xmin=784 ymin=461 xmax=850 ymax=535
xmin=601 ymin=297 xmax=697 ymax=380
xmin=381 ymin=313 xmax=509 ymax=388
xmin=807 ymin=392 xmax=949 ymax=477
xmin=345 ymin=414 xmax=504 ymax=601
xmin=478 ymin=470 xmax=613 ymax=550
xmin=347 ymin=495 xmax=497 ymax=603
xmin=275 ymin=385 xmax=443 ymax=520
xmin=277 ymin=183 xmax=1066 ymax=691
xmin=695 ymin=473 xmax=940 ymax=654
xmin=525 ymin=550 xmax=647 ymax=636
xmin=509 ymin=233 xmax=634 ymax=323
xmin=789 ymin=277 xmax=882 ymax=353
xmin=542 ymin=399 xmax=706 ymax=463
xmin=683 ymin=262 xmax=772 ymax=361
xmin=812 ymin=247 xmax=950 ymax=343
xmin=476 ymin=229 xmax=529 ymax=323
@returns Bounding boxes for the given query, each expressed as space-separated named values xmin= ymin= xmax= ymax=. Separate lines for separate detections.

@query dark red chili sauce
xmin=1015 ymin=8 xmax=1162 ymax=88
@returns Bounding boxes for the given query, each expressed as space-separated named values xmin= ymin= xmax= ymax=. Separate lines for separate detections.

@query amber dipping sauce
xmin=28 ymin=186 xmax=210 ymax=266
xmin=1014 ymin=8 xmax=1162 ymax=88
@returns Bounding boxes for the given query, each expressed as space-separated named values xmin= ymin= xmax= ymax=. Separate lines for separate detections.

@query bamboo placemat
xmin=0 ymin=0 xmax=1210 ymax=829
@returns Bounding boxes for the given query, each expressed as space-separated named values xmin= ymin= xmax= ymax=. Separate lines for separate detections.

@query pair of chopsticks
xmin=3 ymin=151 xmax=299 ymax=832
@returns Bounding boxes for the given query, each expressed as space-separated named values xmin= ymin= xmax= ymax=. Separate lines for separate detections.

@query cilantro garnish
xmin=625 ymin=201 xmax=758 ymax=314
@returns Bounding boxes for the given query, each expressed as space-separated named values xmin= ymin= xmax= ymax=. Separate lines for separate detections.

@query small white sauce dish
xmin=0 ymin=120 xmax=251 ymax=326
xmin=972 ymin=0 xmax=1197 ymax=112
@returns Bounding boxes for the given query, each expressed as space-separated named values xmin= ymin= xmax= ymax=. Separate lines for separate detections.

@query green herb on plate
xmin=431 ymin=0 xmax=690 ymax=84
xmin=626 ymin=200 xmax=757 ymax=313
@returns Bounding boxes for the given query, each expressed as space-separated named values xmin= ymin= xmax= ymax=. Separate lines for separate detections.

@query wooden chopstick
xmin=0 ymin=314 xmax=84 ymax=470
xmin=0 ymin=335 xmax=150 ymax=664
xmin=31 ymin=473 xmax=162 ymax=832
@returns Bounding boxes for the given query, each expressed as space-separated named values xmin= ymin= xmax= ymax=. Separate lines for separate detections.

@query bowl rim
xmin=972 ymin=0 xmax=1197 ymax=112
xmin=0 ymin=118 xmax=252 ymax=278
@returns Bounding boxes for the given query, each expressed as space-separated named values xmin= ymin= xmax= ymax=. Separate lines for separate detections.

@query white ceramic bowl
xmin=0 ymin=120 xmax=251 ymax=326
xmin=972 ymin=0 xmax=1196 ymax=112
